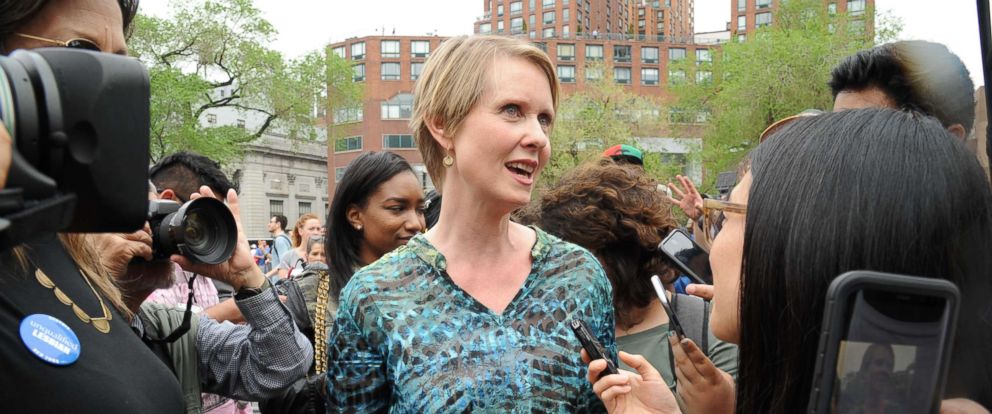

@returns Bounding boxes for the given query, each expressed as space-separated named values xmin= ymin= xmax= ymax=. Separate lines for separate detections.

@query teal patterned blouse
xmin=324 ymin=227 xmax=616 ymax=413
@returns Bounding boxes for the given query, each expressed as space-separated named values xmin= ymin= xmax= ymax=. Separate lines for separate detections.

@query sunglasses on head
xmin=14 ymin=33 xmax=100 ymax=52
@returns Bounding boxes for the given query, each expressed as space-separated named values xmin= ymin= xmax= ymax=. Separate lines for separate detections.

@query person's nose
xmin=405 ymin=210 xmax=426 ymax=233
xmin=521 ymin=116 xmax=549 ymax=151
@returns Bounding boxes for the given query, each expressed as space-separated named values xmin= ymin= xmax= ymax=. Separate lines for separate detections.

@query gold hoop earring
xmin=443 ymin=147 xmax=454 ymax=167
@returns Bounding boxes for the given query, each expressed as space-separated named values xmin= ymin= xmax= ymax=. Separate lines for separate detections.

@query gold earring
xmin=443 ymin=148 xmax=454 ymax=167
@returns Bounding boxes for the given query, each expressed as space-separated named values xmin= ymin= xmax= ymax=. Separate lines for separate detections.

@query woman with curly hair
xmin=532 ymin=160 xmax=738 ymax=414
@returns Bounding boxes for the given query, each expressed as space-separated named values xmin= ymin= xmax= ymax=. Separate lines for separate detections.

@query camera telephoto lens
xmin=148 ymin=197 xmax=237 ymax=265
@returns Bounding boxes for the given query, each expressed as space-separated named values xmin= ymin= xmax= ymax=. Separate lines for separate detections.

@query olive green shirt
xmin=617 ymin=323 xmax=739 ymax=410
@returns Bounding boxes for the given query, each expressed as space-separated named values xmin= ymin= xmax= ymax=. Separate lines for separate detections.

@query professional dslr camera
xmin=0 ymin=48 xmax=235 ymax=263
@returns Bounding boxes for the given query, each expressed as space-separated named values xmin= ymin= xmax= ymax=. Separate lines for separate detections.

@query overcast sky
xmin=140 ymin=0 xmax=988 ymax=87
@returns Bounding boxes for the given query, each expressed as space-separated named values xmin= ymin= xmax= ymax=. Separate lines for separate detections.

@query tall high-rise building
xmin=325 ymin=0 xmax=720 ymax=195
xmin=731 ymin=0 xmax=874 ymax=41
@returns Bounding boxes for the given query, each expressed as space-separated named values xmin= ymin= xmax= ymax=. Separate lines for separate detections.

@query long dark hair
xmin=736 ymin=108 xmax=992 ymax=412
xmin=0 ymin=0 xmax=140 ymax=42
xmin=327 ymin=151 xmax=416 ymax=299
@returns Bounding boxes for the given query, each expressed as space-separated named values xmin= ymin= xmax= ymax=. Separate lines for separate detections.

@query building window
xmin=381 ymin=62 xmax=401 ymax=81
xmin=380 ymin=93 xmax=413 ymax=120
xmin=613 ymin=45 xmax=631 ymax=63
xmin=737 ymin=15 xmax=746 ymax=31
xmin=353 ymin=63 xmax=365 ymax=81
xmin=641 ymin=68 xmax=659 ymax=85
xmin=668 ymin=69 xmax=686 ymax=85
xmin=738 ymin=34 xmax=746 ymax=42
xmin=557 ymin=65 xmax=576 ymax=83
xmin=411 ymin=62 xmax=424 ymax=80
xmin=299 ymin=202 xmax=312 ymax=215
xmin=530 ymin=0 xmax=535 ymax=9
xmin=530 ymin=14 xmax=536 ymax=27
xmin=331 ymin=46 xmax=345 ymax=58
xmin=543 ymin=11 xmax=555 ymax=24
xmin=542 ymin=27 xmax=555 ymax=38
xmin=498 ymin=20 xmax=505 ymax=32
xmin=510 ymin=1 xmax=522 ymax=14
xmin=206 ymin=114 xmax=217 ymax=125
xmin=270 ymin=200 xmax=284 ymax=216
xmin=696 ymin=71 xmax=713 ymax=84
xmin=383 ymin=134 xmax=416 ymax=149
xmin=562 ymin=25 xmax=569 ymax=37
xmin=696 ymin=48 xmax=712 ymax=63
xmin=333 ymin=106 xmax=362 ymax=124
xmin=614 ymin=67 xmax=631 ymax=84
xmin=511 ymin=17 xmax=524 ymax=33
xmin=641 ymin=46 xmax=659 ymax=63
xmin=411 ymin=40 xmax=430 ymax=58
xmin=543 ymin=0 xmax=555 ymax=7
xmin=237 ymin=118 xmax=245 ymax=129
xmin=755 ymin=12 xmax=771 ymax=27
xmin=585 ymin=66 xmax=603 ymax=81
xmin=563 ymin=8 xmax=569 ymax=21
xmin=334 ymin=167 xmax=346 ymax=183
xmin=669 ymin=47 xmax=686 ymax=61
xmin=847 ymin=0 xmax=865 ymax=14
xmin=335 ymin=136 xmax=362 ymax=152
xmin=737 ymin=0 xmax=746 ymax=11
xmin=558 ymin=43 xmax=575 ymax=60
xmin=828 ymin=2 xmax=837 ymax=14
xmin=381 ymin=40 xmax=400 ymax=58
xmin=351 ymin=42 xmax=365 ymax=60
xmin=497 ymin=4 xmax=504 ymax=16
xmin=756 ymin=0 xmax=770 ymax=8
xmin=586 ymin=44 xmax=603 ymax=61
xmin=480 ymin=23 xmax=492 ymax=33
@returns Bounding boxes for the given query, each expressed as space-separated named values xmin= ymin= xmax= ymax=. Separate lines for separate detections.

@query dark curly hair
xmin=533 ymin=160 xmax=680 ymax=329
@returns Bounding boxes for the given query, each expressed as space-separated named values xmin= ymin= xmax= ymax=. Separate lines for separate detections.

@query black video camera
xmin=0 ymin=48 xmax=150 ymax=250
xmin=147 ymin=198 xmax=237 ymax=265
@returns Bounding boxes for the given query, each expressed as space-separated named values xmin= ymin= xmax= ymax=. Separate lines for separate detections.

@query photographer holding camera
xmin=0 ymin=0 xmax=311 ymax=412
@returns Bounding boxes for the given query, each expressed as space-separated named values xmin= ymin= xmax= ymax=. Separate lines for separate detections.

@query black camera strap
xmin=142 ymin=273 xmax=198 ymax=344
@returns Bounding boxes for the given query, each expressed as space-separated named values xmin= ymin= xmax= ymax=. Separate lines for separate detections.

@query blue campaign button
xmin=19 ymin=314 xmax=81 ymax=366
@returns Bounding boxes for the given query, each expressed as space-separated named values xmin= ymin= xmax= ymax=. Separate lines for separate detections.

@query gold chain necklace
xmin=314 ymin=269 xmax=330 ymax=373
xmin=34 ymin=269 xmax=113 ymax=333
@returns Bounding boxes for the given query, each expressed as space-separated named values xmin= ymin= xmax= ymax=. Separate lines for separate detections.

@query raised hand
xmin=170 ymin=186 xmax=264 ymax=291
xmin=667 ymin=175 xmax=704 ymax=221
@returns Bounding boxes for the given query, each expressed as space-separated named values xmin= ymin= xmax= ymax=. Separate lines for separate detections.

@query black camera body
xmin=0 ymin=48 xmax=150 ymax=249
xmin=146 ymin=198 xmax=237 ymax=265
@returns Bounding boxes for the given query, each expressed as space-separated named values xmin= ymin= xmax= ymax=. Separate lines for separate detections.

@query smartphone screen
xmin=659 ymin=229 xmax=713 ymax=284
xmin=830 ymin=289 xmax=951 ymax=414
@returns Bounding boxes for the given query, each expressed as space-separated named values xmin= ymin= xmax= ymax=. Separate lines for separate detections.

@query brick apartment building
xmin=326 ymin=0 xmax=719 ymax=195
xmin=731 ymin=0 xmax=874 ymax=41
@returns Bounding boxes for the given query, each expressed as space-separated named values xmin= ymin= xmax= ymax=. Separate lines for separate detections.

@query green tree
xmin=544 ymin=62 xmax=668 ymax=188
xmin=129 ymin=0 xmax=361 ymax=163
xmin=670 ymin=0 xmax=901 ymax=190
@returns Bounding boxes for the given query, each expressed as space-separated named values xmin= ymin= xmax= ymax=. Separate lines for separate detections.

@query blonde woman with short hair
xmin=325 ymin=35 xmax=615 ymax=412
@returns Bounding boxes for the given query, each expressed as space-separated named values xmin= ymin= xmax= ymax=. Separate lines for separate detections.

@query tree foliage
xmin=544 ymin=63 xmax=667 ymax=188
xmin=129 ymin=0 xmax=361 ymax=164
xmin=670 ymin=0 xmax=901 ymax=190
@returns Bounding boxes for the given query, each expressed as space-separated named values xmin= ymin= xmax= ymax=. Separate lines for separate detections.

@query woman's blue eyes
xmin=502 ymin=104 xmax=521 ymax=117
xmin=501 ymin=104 xmax=552 ymax=127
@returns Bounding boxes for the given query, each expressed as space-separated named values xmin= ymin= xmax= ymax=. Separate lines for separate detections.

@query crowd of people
xmin=0 ymin=0 xmax=990 ymax=413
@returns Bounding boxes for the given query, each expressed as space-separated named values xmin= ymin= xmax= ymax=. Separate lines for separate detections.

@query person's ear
xmin=425 ymin=117 xmax=453 ymax=150
xmin=159 ymin=189 xmax=177 ymax=201
xmin=947 ymin=124 xmax=967 ymax=140
xmin=346 ymin=204 xmax=364 ymax=231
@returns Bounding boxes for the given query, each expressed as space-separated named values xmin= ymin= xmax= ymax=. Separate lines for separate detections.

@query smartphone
xmin=807 ymin=271 xmax=960 ymax=414
xmin=658 ymin=228 xmax=713 ymax=285
xmin=569 ymin=319 xmax=618 ymax=379
xmin=650 ymin=275 xmax=685 ymax=338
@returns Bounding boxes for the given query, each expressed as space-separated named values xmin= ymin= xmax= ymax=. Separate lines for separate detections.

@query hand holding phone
xmin=651 ymin=275 xmax=685 ymax=338
xmin=570 ymin=319 xmax=618 ymax=379
xmin=658 ymin=229 xmax=713 ymax=285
